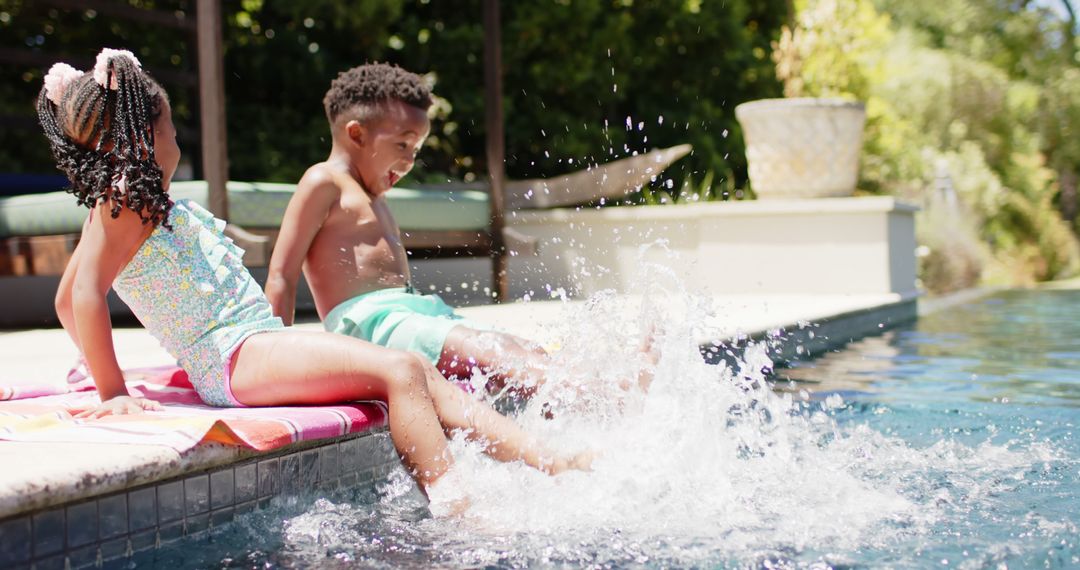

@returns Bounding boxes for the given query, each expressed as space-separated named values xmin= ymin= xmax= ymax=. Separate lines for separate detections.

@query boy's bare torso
xmin=303 ymin=164 xmax=410 ymax=318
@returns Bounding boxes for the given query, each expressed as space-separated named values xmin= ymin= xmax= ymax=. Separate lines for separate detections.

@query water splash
xmin=241 ymin=267 xmax=1060 ymax=569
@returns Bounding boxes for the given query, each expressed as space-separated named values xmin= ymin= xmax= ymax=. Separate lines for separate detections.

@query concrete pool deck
xmin=0 ymin=291 xmax=915 ymax=568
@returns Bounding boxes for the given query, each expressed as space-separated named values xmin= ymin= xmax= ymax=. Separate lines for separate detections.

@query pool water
xmin=153 ymin=290 xmax=1079 ymax=569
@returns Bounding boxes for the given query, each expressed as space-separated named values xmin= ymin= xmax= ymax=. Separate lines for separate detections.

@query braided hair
xmin=37 ymin=52 xmax=172 ymax=228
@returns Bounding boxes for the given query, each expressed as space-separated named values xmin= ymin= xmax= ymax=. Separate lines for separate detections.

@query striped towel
xmin=0 ymin=376 xmax=95 ymax=401
xmin=0 ymin=366 xmax=387 ymax=453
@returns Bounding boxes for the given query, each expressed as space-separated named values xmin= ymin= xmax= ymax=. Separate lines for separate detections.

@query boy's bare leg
xmin=634 ymin=322 xmax=661 ymax=392
xmin=417 ymin=356 xmax=591 ymax=474
xmin=438 ymin=327 xmax=547 ymax=398
xmin=229 ymin=331 xmax=453 ymax=493
xmin=439 ymin=325 xmax=662 ymax=398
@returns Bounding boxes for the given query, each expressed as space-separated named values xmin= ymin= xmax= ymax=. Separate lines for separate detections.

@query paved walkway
xmin=0 ymin=292 xmax=912 ymax=519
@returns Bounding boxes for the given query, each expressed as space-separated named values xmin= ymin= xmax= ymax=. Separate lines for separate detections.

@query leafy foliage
xmin=0 ymin=0 xmax=786 ymax=199
xmin=781 ymin=0 xmax=1080 ymax=289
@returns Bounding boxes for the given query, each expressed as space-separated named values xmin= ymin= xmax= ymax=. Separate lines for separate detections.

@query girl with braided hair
xmin=38 ymin=48 xmax=591 ymax=498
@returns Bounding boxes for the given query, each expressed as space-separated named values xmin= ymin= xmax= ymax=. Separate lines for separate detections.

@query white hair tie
xmin=43 ymin=62 xmax=83 ymax=105
xmin=93 ymin=48 xmax=141 ymax=90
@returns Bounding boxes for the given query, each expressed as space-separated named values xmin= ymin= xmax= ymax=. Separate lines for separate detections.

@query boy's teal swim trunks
xmin=323 ymin=287 xmax=489 ymax=364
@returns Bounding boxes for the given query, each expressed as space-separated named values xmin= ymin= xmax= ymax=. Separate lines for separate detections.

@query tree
xmin=1 ymin=0 xmax=787 ymax=202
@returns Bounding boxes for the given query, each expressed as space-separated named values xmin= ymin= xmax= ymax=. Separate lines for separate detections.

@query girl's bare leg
xmin=417 ymin=357 xmax=592 ymax=474
xmin=228 ymin=331 xmax=453 ymax=492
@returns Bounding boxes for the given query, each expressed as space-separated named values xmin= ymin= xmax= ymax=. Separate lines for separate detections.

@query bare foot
xmin=635 ymin=322 xmax=662 ymax=392
xmin=425 ymin=473 xmax=472 ymax=517
xmin=66 ymin=355 xmax=90 ymax=384
xmin=431 ymin=495 xmax=472 ymax=518
xmin=549 ymin=449 xmax=598 ymax=474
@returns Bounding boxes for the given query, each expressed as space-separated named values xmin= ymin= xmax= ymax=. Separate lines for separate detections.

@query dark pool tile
xmin=102 ymin=555 xmax=133 ymax=570
xmin=98 ymin=494 xmax=128 ymax=540
xmin=320 ymin=477 xmax=341 ymax=492
xmin=235 ymin=463 xmax=257 ymax=503
xmin=210 ymin=507 xmax=234 ymax=528
xmin=210 ymin=469 xmax=234 ymax=510
xmin=371 ymin=465 xmax=389 ymax=481
xmin=354 ymin=436 xmax=375 ymax=471
xmin=235 ymin=501 xmax=257 ymax=516
xmin=0 ymin=516 xmax=31 ymax=564
xmin=340 ymin=438 xmax=361 ymax=474
xmin=320 ymin=444 xmax=340 ymax=481
xmin=280 ymin=453 xmax=300 ymax=493
xmin=126 ymin=488 xmax=156 ymax=533
xmin=377 ymin=433 xmax=396 ymax=456
xmin=300 ymin=450 xmax=320 ymax=488
xmin=184 ymin=474 xmax=209 ymax=516
xmin=338 ymin=472 xmax=358 ymax=489
xmin=376 ymin=440 xmax=397 ymax=469
xmin=67 ymin=544 xmax=99 ymax=569
xmin=31 ymin=508 xmax=65 ymax=558
xmin=156 ymin=481 xmax=184 ymax=523
xmin=129 ymin=529 xmax=156 ymax=553
xmin=99 ymin=536 xmax=128 ymax=562
xmin=31 ymin=553 xmax=65 ymax=570
xmin=257 ymin=458 xmax=278 ymax=498
xmin=158 ymin=521 xmax=184 ymax=545
xmin=128 ymin=549 xmax=158 ymax=568
xmin=185 ymin=513 xmax=209 ymax=536
xmin=66 ymin=500 xmax=99 ymax=548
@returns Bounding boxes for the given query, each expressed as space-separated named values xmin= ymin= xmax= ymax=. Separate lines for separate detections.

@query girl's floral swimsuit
xmin=112 ymin=199 xmax=284 ymax=406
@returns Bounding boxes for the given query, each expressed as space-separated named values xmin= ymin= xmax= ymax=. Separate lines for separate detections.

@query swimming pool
xmin=149 ymin=290 xmax=1079 ymax=568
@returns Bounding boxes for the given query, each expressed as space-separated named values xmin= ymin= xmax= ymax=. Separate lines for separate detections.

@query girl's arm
xmin=55 ymin=215 xmax=91 ymax=354
xmin=72 ymin=202 xmax=161 ymax=417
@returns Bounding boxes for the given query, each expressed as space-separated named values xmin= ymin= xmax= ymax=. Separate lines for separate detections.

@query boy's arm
xmin=71 ymin=203 xmax=162 ymax=416
xmin=265 ymin=171 xmax=338 ymax=325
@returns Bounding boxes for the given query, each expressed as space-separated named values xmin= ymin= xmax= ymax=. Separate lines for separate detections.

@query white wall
xmin=406 ymin=197 xmax=919 ymax=303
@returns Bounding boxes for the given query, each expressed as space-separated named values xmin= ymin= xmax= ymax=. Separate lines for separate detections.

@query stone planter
xmin=735 ymin=98 xmax=866 ymax=198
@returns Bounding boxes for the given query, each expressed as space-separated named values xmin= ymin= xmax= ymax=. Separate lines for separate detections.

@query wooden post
xmin=196 ymin=0 xmax=228 ymax=220
xmin=483 ymin=0 xmax=509 ymax=302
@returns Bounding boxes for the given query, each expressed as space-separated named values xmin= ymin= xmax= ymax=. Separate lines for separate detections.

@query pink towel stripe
xmin=0 ymin=366 xmax=388 ymax=453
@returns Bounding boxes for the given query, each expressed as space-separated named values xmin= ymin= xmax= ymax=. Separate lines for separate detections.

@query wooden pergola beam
xmin=0 ymin=48 xmax=197 ymax=87
xmin=39 ymin=0 xmax=196 ymax=31
xmin=196 ymin=0 xmax=228 ymax=220
xmin=483 ymin=0 xmax=509 ymax=302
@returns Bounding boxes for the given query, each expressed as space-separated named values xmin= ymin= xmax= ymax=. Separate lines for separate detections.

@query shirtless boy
xmin=263 ymin=63 xmax=548 ymax=401
xmin=266 ymin=63 xmax=654 ymax=399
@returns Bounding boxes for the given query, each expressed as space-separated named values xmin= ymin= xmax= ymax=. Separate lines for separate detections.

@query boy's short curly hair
xmin=323 ymin=63 xmax=432 ymax=125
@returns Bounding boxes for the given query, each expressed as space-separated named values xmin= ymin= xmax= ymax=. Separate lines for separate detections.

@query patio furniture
xmin=0 ymin=143 xmax=691 ymax=278
xmin=0 ymin=182 xmax=499 ymax=277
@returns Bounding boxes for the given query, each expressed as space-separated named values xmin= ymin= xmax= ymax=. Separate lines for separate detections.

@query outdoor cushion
xmin=0 ymin=180 xmax=490 ymax=239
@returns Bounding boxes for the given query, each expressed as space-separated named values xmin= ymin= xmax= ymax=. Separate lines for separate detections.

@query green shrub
xmin=916 ymin=193 xmax=987 ymax=294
